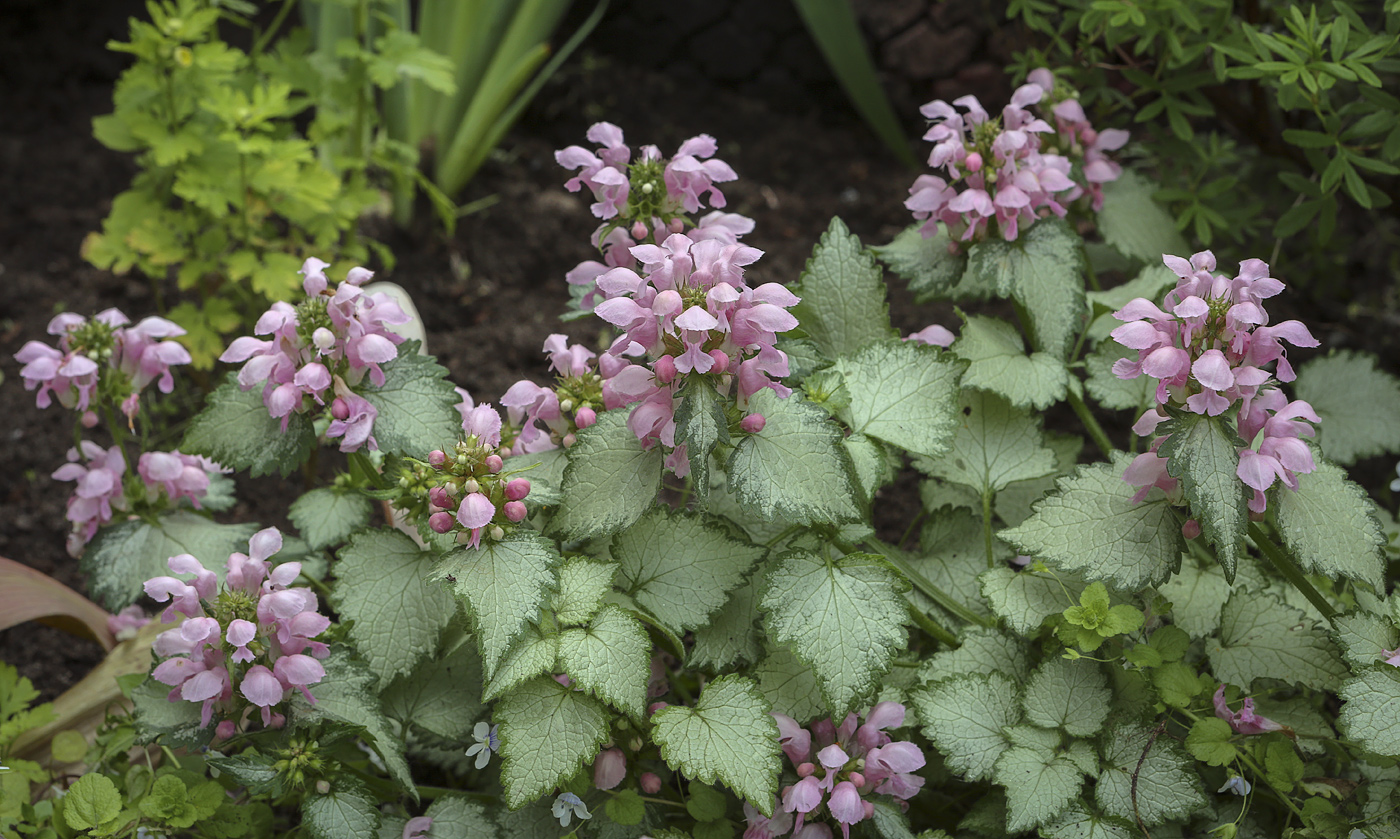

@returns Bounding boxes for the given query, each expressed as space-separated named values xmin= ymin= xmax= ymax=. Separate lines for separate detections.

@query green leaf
xmin=503 ymin=448 xmax=569 ymax=508
xmin=1270 ymin=458 xmax=1386 ymax=591
xmin=918 ymin=626 xmax=1029 ymax=685
xmin=360 ymin=341 xmax=463 ymax=457
xmin=605 ymin=789 xmax=646 ymax=827
xmin=674 ymin=378 xmax=730 ymax=499
xmin=1205 ymin=591 xmax=1347 ymax=691
xmin=297 ymin=650 xmax=414 ymax=794
xmin=1296 ymin=350 xmax=1400 ymax=464
xmin=999 ymin=456 xmax=1184 ymax=590
xmin=1084 ymin=264 xmax=1177 ymax=343
xmin=1097 ymin=169 xmax=1191 ymax=264
xmin=81 ymin=511 xmax=258 ymax=610
xmin=63 ymin=773 xmax=121 ymax=831
xmin=651 ymin=676 xmax=782 ymax=813
xmin=908 ymin=508 xmax=999 ymax=624
xmin=754 ymin=645 xmax=826 ymax=724
xmin=1096 ymin=722 xmax=1205 ymax=827
xmin=1264 ymin=738 xmax=1304 ymax=792
xmin=833 ymin=340 xmax=965 ymax=457
xmin=1042 ymin=804 xmax=1134 ymax=839
xmin=552 ymin=409 xmax=663 ymax=540
xmin=762 ymin=550 xmax=908 ymax=715
xmin=1021 ymin=658 xmax=1110 ymax=737
xmin=952 ymin=315 xmax=1068 ymax=409
xmin=978 ymin=566 xmax=1079 ymax=636
xmin=691 ymin=578 xmax=763 ymax=670
xmin=182 ymin=374 xmax=315 ymax=478
xmin=495 ymin=677 xmax=610 ymax=809
xmin=432 ymin=531 xmax=562 ymax=678
xmin=382 ymin=643 xmax=484 ymax=741
xmin=1084 ymin=342 xmax=1152 ymax=411
xmin=557 ymin=604 xmax=650 ymax=720
xmin=130 ymin=678 xmax=209 ymax=749
xmin=1159 ymin=560 xmax=1230 ymax=638
xmin=613 ymin=508 xmax=765 ymax=635
xmin=726 ymin=390 xmax=862 ymax=525
xmin=914 ymin=672 xmax=1020 ymax=782
xmin=791 ymin=216 xmax=895 ymax=359
xmin=484 ymin=625 xmax=560 ymax=704
xmin=1339 ymin=668 xmax=1400 ymax=756
xmin=50 ymin=730 xmax=87 ymax=764
xmin=335 ymin=529 xmax=455 ymax=683
xmin=872 ymin=224 xmax=968 ymax=303
xmin=993 ymin=746 xmax=1084 ymax=832
xmin=915 ymin=389 xmax=1058 ymax=498
xmin=421 ymin=796 xmax=498 ymax=839
xmin=289 ymin=488 xmax=373 ymax=551
xmin=1185 ymin=717 xmax=1238 ymax=766
xmin=1333 ymin=611 xmax=1400 ymax=669
xmin=552 ymin=558 xmax=617 ymax=626
xmin=964 ymin=218 xmax=1086 ymax=359
xmin=302 ymin=786 xmax=380 ymax=839
xmin=1159 ymin=411 xmax=1249 ymax=581
xmin=686 ymin=782 xmax=727 ymax=822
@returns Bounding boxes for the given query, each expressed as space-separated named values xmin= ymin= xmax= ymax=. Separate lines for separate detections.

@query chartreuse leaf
xmin=1159 ymin=411 xmax=1248 ymax=581
xmin=1159 ymin=559 xmax=1231 ymax=639
xmin=1000 ymin=456 xmax=1184 ymax=590
xmin=762 ymin=551 xmax=908 ymax=715
xmin=484 ymin=625 xmax=559 ymax=704
xmin=1295 ymin=350 xmax=1400 ymax=464
xmin=952 ymin=315 xmax=1069 ymax=410
xmin=302 ymin=785 xmax=380 ymax=839
xmin=1185 ymin=717 xmax=1238 ymax=766
xmin=914 ymin=672 xmax=1020 ymax=782
xmin=297 ymin=650 xmax=414 ymax=795
xmin=1096 ymin=722 xmax=1205 ymax=827
xmin=791 ymin=216 xmax=895 ymax=360
xmin=1339 ymin=668 xmax=1400 ymax=756
xmin=605 ymin=789 xmax=646 ymax=826
xmin=432 ymin=531 xmax=561 ymax=678
xmin=289 ymin=488 xmax=373 ymax=551
xmin=964 ymin=218 xmax=1086 ymax=359
xmin=993 ymin=745 xmax=1083 ymax=832
xmin=726 ymin=390 xmax=862 ymax=525
xmin=1206 ymin=591 xmax=1347 ymax=691
xmin=754 ymin=646 xmax=826 ymax=724
xmin=1021 ymin=658 xmax=1110 ymax=737
xmin=552 ymin=409 xmax=663 ymax=540
xmin=552 ymin=558 xmax=617 ymax=626
xmin=1042 ymin=803 xmax=1133 ymax=839
xmin=613 ymin=508 xmax=764 ymax=635
xmin=691 ymin=578 xmax=763 ymax=670
xmin=916 ymin=389 xmax=1058 ymax=499
xmin=651 ymin=675 xmax=781 ymax=815
xmin=978 ymin=566 xmax=1080 ymax=636
xmin=63 ymin=773 xmax=121 ymax=831
xmin=335 ymin=529 xmax=455 ymax=683
xmin=1270 ymin=458 xmax=1386 ymax=590
xmin=496 ymin=677 xmax=610 ymax=809
xmin=918 ymin=626 xmax=1029 ymax=685
xmin=81 ymin=512 xmax=258 ymax=610
xmin=872 ymin=224 xmax=969 ymax=303
xmin=1096 ymin=169 xmax=1190 ymax=264
xmin=833 ymin=340 xmax=965 ymax=457
xmin=674 ymin=378 xmax=729 ymax=499
xmin=1333 ymin=612 xmax=1399 ymax=669
xmin=360 ymin=340 xmax=463 ymax=457
xmin=420 ymin=796 xmax=496 ymax=839
xmin=182 ymin=374 xmax=316 ymax=478
xmin=557 ymin=604 xmax=650 ymax=720
xmin=383 ymin=643 xmax=484 ymax=740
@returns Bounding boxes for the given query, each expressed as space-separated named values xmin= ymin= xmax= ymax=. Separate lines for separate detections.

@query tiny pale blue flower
xmin=1217 ymin=775 xmax=1251 ymax=796
xmin=552 ymin=792 xmax=591 ymax=827
xmin=465 ymin=721 xmax=499 ymax=769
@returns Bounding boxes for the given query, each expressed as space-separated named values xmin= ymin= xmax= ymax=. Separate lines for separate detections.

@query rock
xmin=884 ymin=21 xmax=978 ymax=80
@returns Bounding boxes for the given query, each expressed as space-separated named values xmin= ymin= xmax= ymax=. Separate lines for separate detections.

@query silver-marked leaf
xmin=1084 ymin=342 xmax=1151 ymax=411
xmin=361 ymin=341 xmax=464 ymax=457
xmin=552 ymin=558 xmax=617 ymax=626
xmin=674 ymin=378 xmax=729 ymax=499
xmin=503 ymin=448 xmax=569 ymax=509
xmin=993 ymin=746 xmax=1083 ymax=833
xmin=302 ymin=786 xmax=380 ymax=839
xmin=964 ymin=218 xmax=1086 ymax=359
xmin=1339 ymin=668 xmax=1400 ymax=756
xmin=952 ymin=314 xmax=1068 ymax=410
xmin=1206 ymin=591 xmax=1346 ymax=691
xmin=1043 ymin=803 xmax=1134 ymax=839
xmin=495 ymin=678 xmax=610 ymax=809
xmin=762 ymin=551 xmax=909 ymax=715
xmin=914 ymin=672 xmax=1020 ymax=782
xmin=914 ymin=389 xmax=1058 ymax=498
xmin=1021 ymin=657 xmax=1110 ymax=737
xmin=1159 ymin=411 xmax=1248 ymax=581
xmin=289 ymin=488 xmax=374 ymax=551
xmin=1085 ymin=264 xmax=1177 ymax=343
xmin=918 ymin=626 xmax=1029 ymax=685
xmin=1096 ymin=170 xmax=1190 ymax=265
xmin=1096 ymin=721 xmax=1205 ymax=827
xmin=650 ymin=675 xmax=782 ymax=814
xmin=552 ymin=409 xmax=663 ymax=540
xmin=557 ymin=604 xmax=650 ymax=720
xmin=834 ymin=340 xmax=965 ymax=458
xmin=691 ymin=577 xmax=763 ymax=670
xmin=755 ymin=645 xmax=826 ymax=725
xmin=181 ymin=374 xmax=316 ymax=478
xmin=978 ymin=566 xmax=1082 ymax=636
xmin=1159 ymin=560 xmax=1231 ymax=639
xmin=791 ymin=216 xmax=896 ymax=360
xmin=483 ymin=625 xmax=559 ymax=704
xmin=1270 ymin=458 xmax=1386 ymax=591
xmin=421 ymin=796 xmax=498 ymax=839
xmin=1296 ymin=350 xmax=1400 ymax=465
xmin=1333 ymin=612 xmax=1399 ymax=670
xmin=298 ymin=650 xmax=414 ymax=794
xmin=872 ymin=223 xmax=969 ymax=303
xmin=81 ymin=512 xmax=258 ymax=610
xmin=382 ymin=642 xmax=485 ymax=740
xmin=908 ymin=508 xmax=999 ymax=624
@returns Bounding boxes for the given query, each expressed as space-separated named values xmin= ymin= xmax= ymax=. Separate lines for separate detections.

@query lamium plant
xmin=12 ymin=65 xmax=1400 ymax=839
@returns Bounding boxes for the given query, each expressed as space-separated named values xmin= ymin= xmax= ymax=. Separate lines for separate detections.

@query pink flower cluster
xmin=220 ymin=258 xmax=411 ymax=452
xmin=499 ymin=335 xmax=603 ymax=455
xmin=907 ymin=68 xmax=1126 ymax=244
xmin=749 ymin=703 xmax=924 ymax=839
xmin=15 ymin=308 xmax=191 ymax=423
xmin=421 ymin=401 xmax=533 ymax=549
xmin=144 ymin=527 xmax=328 ymax=730
xmin=1112 ymin=252 xmax=1321 ymax=516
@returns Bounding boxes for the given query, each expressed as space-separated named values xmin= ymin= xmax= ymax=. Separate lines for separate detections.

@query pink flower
xmin=1213 ymin=684 xmax=1288 ymax=736
xmin=593 ymin=748 xmax=626 ymax=790
xmin=52 ymin=442 xmax=128 ymax=552
xmin=403 ymin=817 xmax=432 ymax=839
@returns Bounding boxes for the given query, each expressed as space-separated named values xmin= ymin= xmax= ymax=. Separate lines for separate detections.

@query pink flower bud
xmin=965 ymin=152 xmax=983 ymax=172
xmin=631 ymin=221 xmax=648 ymax=240
xmin=863 ymin=801 xmax=875 ymax=819
xmin=640 ymin=772 xmax=662 ymax=794
xmin=575 ymin=406 xmax=597 ymax=428
xmin=648 ymin=702 xmax=668 ymax=715
xmin=594 ymin=748 xmax=627 ymax=790
xmin=562 ymin=433 xmax=577 ymax=448
xmin=669 ymin=218 xmax=685 ymax=234
xmin=740 ymin=413 xmax=766 ymax=434
xmin=330 ymin=397 xmax=350 ymax=420
xmin=485 ymin=454 xmax=504 ymax=473
xmin=215 ymin=720 xmax=236 ymax=740
xmin=505 ymin=478 xmax=531 ymax=501
xmin=797 ymin=762 xmax=815 ymax=778
xmin=81 ymin=410 xmax=99 ymax=428
xmin=429 ymin=512 xmax=454 ymax=533
xmin=707 ymin=349 xmax=729 ymax=374
xmin=1182 ymin=519 xmax=1202 ymax=539
xmin=1082 ymin=128 xmax=1098 ymax=146
xmin=848 ymin=771 xmax=865 ymax=788
xmin=428 ymin=486 xmax=452 ymax=509
xmin=504 ymin=501 xmax=527 ymax=522
xmin=427 ymin=450 xmax=446 ymax=468
xmin=654 ymin=355 xmax=678 ymax=384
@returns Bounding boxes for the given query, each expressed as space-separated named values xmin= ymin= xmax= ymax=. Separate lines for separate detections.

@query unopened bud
xmin=427 ymin=449 xmax=446 ymax=468
xmin=560 ymin=399 xmax=574 ymax=413
xmin=964 ymin=152 xmax=983 ymax=172
xmin=668 ymin=218 xmax=684 ymax=234
xmin=485 ymin=454 xmax=504 ymax=473
xmin=489 ymin=525 xmax=505 ymax=541
xmin=81 ymin=410 xmax=99 ymax=428
xmin=504 ymin=501 xmax=528 ymax=522
xmin=631 ymin=221 xmax=648 ymax=240
xmin=463 ymin=478 xmax=479 ymax=494
xmin=654 ymin=355 xmax=677 ymax=384
xmin=647 ymin=702 xmax=668 ymax=715
xmin=628 ymin=736 xmax=643 ymax=752
xmin=1082 ymin=128 xmax=1098 ymax=146
xmin=505 ymin=478 xmax=531 ymax=501
xmin=707 ymin=349 xmax=729 ymax=374
xmin=740 ymin=413 xmax=766 ymax=434
xmin=1182 ymin=519 xmax=1202 ymax=540
xmin=313 ymin=327 xmax=336 ymax=352
xmin=640 ymin=772 xmax=662 ymax=794
xmin=575 ymin=406 xmax=597 ymax=428
xmin=429 ymin=486 xmax=453 ymax=509
xmin=797 ymin=762 xmax=815 ymax=778
xmin=848 ymin=771 xmax=865 ymax=788
xmin=863 ymin=801 xmax=874 ymax=819
xmin=215 ymin=720 xmax=236 ymax=741
xmin=562 ymin=433 xmax=576 ymax=448
xmin=330 ymin=397 xmax=350 ymax=420
xmin=641 ymin=182 xmax=654 ymax=194
xmin=315 ymin=780 xmax=331 ymax=795
xmin=429 ymin=512 xmax=454 ymax=534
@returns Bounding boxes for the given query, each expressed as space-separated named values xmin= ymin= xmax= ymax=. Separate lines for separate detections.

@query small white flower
xmin=552 ymin=792 xmax=591 ymax=827
xmin=1391 ymin=462 xmax=1400 ymax=493
xmin=465 ymin=721 xmax=499 ymax=770
xmin=1217 ymin=775 xmax=1251 ymax=796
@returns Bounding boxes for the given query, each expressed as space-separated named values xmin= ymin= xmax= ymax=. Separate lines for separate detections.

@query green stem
xmin=869 ymin=538 xmax=998 ymax=629
xmin=1067 ymin=389 xmax=1114 ymax=458
xmin=1247 ymin=522 xmax=1336 ymax=623
xmin=982 ymin=489 xmax=995 ymax=570
xmin=1235 ymin=749 xmax=1307 ymax=822
xmin=907 ymin=602 xmax=960 ymax=647
xmin=251 ymin=0 xmax=298 ymax=56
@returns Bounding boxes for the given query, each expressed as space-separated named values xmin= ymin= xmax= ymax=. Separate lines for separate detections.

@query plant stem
xmin=868 ymin=538 xmax=998 ymax=629
xmin=1067 ymin=389 xmax=1114 ymax=458
xmin=251 ymin=0 xmax=298 ymax=56
xmin=1247 ymin=522 xmax=1336 ymax=623
xmin=907 ymin=602 xmax=960 ymax=647
xmin=982 ymin=489 xmax=995 ymax=570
